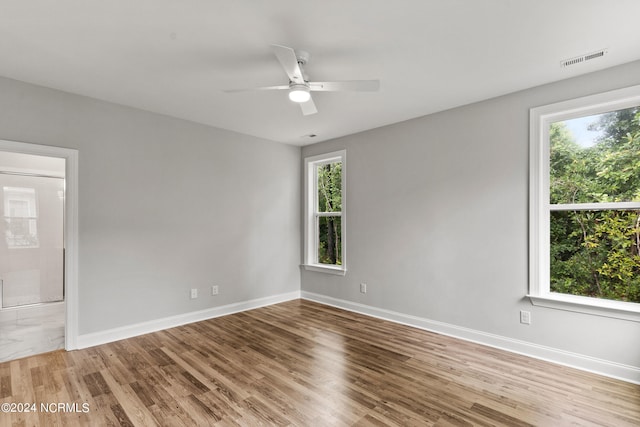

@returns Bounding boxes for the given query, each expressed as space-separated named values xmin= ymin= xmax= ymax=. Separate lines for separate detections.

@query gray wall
xmin=0 ymin=76 xmax=301 ymax=335
xmin=301 ymin=60 xmax=640 ymax=369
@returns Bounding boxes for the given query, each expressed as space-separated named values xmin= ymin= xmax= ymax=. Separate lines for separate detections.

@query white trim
xmin=531 ymin=84 xmax=640 ymax=123
xmin=529 ymin=84 xmax=640 ymax=319
xmin=302 ymin=264 xmax=347 ymax=276
xmin=528 ymin=293 xmax=640 ymax=322
xmin=315 ymin=212 xmax=343 ymax=217
xmin=0 ymin=140 xmax=79 ymax=350
xmin=304 ymin=149 xmax=346 ymax=273
xmin=301 ymin=291 xmax=640 ymax=385
xmin=551 ymin=202 xmax=640 ymax=211
xmin=76 ymin=291 xmax=301 ymax=349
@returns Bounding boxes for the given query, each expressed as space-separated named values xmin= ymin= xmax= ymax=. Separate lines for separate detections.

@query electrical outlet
xmin=190 ymin=288 xmax=198 ymax=299
xmin=360 ymin=283 xmax=367 ymax=293
xmin=520 ymin=310 xmax=531 ymax=325
xmin=212 ymin=285 xmax=219 ymax=296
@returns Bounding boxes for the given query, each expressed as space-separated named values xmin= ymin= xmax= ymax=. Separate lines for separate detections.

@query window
xmin=304 ymin=150 xmax=346 ymax=275
xmin=3 ymin=186 xmax=39 ymax=248
xmin=530 ymin=85 xmax=640 ymax=321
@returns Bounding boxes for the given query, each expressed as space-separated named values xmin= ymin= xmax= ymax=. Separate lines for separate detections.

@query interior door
xmin=0 ymin=173 xmax=64 ymax=308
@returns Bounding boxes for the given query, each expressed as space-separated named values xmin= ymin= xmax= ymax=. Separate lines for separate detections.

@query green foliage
xmin=318 ymin=162 xmax=342 ymax=212
xmin=317 ymin=162 xmax=342 ymax=265
xmin=549 ymin=108 xmax=640 ymax=303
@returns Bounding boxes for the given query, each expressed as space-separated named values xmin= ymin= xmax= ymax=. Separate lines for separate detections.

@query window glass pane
xmin=318 ymin=216 xmax=342 ymax=265
xmin=3 ymin=186 xmax=39 ymax=248
xmin=550 ymin=209 xmax=640 ymax=303
xmin=317 ymin=161 xmax=342 ymax=212
xmin=550 ymin=106 xmax=640 ymax=204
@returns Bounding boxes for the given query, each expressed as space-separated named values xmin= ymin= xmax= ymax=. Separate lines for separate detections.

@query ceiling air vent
xmin=561 ymin=48 xmax=608 ymax=68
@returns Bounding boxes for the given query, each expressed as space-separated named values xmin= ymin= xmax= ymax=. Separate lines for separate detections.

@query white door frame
xmin=0 ymin=139 xmax=79 ymax=350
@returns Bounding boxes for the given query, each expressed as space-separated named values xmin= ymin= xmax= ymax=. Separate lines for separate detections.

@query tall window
xmin=304 ymin=150 xmax=346 ymax=275
xmin=530 ymin=85 xmax=640 ymax=320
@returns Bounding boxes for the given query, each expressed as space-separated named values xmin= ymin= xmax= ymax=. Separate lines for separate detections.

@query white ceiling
xmin=1 ymin=1 xmax=639 ymax=146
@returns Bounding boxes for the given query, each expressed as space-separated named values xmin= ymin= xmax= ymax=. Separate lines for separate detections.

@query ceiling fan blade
xmin=300 ymin=96 xmax=318 ymax=116
xmin=224 ymin=85 xmax=289 ymax=93
xmin=309 ymin=80 xmax=380 ymax=92
xmin=271 ymin=44 xmax=305 ymax=84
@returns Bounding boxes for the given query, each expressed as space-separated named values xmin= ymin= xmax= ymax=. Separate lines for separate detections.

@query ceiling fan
xmin=225 ymin=44 xmax=380 ymax=115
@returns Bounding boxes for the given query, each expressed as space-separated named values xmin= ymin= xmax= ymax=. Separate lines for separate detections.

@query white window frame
xmin=529 ymin=84 xmax=640 ymax=322
xmin=303 ymin=150 xmax=346 ymax=275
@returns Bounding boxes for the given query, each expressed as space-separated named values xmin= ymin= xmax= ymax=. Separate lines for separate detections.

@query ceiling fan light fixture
xmin=289 ymin=85 xmax=311 ymax=103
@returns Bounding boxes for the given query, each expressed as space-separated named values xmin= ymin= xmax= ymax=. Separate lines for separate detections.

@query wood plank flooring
xmin=0 ymin=299 xmax=638 ymax=426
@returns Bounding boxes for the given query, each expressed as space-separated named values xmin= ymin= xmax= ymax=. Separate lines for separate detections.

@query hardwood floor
xmin=0 ymin=299 xmax=638 ymax=426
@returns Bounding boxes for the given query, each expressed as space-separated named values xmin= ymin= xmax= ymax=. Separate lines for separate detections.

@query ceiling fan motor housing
xmin=296 ymin=50 xmax=310 ymax=65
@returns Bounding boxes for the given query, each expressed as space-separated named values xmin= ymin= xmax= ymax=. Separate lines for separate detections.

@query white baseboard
xmin=301 ymin=291 xmax=640 ymax=385
xmin=76 ymin=291 xmax=301 ymax=349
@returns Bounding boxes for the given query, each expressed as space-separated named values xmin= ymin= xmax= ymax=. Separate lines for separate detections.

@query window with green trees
xmin=550 ymin=107 xmax=640 ymax=303
xmin=530 ymin=85 xmax=640 ymax=317
xmin=317 ymin=161 xmax=342 ymax=265
xmin=304 ymin=150 xmax=346 ymax=274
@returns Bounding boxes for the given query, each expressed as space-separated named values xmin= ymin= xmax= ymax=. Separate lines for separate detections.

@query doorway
xmin=0 ymin=152 xmax=65 ymax=361
xmin=0 ymin=141 xmax=78 ymax=361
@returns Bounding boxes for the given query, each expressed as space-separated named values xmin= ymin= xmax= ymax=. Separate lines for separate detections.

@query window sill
xmin=302 ymin=264 xmax=347 ymax=276
xmin=527 ymin=293 xmax=640 ymax=322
